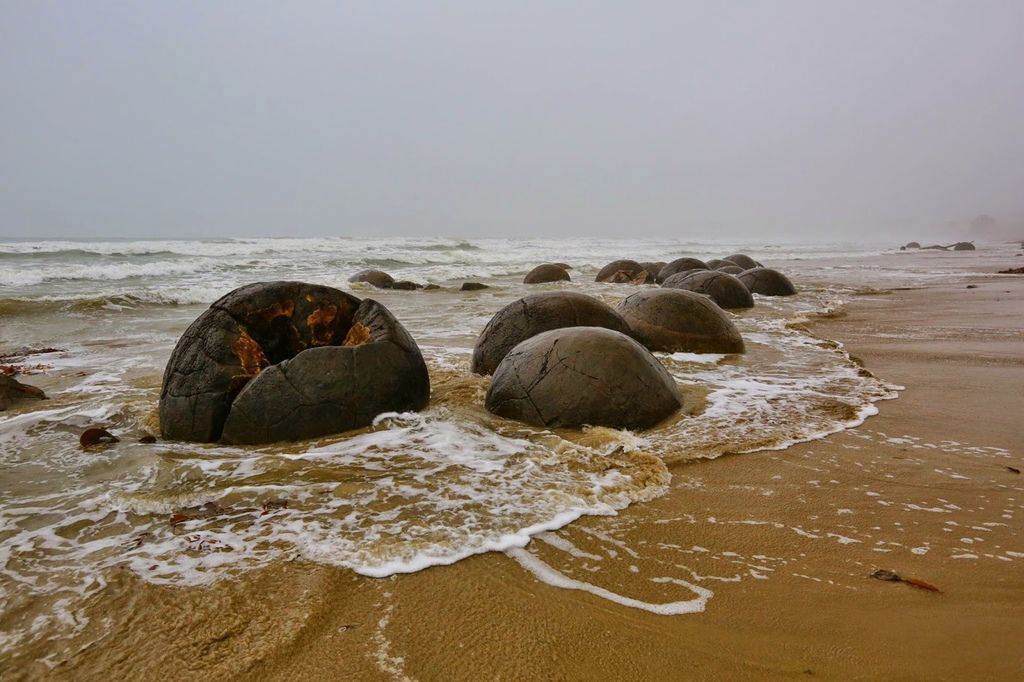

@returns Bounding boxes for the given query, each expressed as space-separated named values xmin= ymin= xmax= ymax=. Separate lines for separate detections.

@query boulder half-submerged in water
xmin=662 ymin=270 xmax=754 ymax=310
xmin=471 ymin=291 xmax=631 ymax=375
xmin=737 ymin=268 xmax=797 ymax=296
xmin=160 ymin=281 xmax=429 ymax=444
xmin=524 ymin=263 xmax=571 ymax=284
xmin=485 ymin=327 xmax=682 ymax=429
xmin=617 ymin=289 xmax=745 ymax=354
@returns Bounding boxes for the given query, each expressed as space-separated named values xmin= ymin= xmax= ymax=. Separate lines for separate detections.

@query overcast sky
xmin=1 ymin=1 xmax=1022 ymax=241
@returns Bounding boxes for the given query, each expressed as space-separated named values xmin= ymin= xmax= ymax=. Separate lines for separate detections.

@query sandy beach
xmin=2 ymin=255 xmax=1018 ymax=681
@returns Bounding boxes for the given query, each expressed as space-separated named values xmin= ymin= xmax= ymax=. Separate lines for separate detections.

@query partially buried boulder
xmin=595 ymin=260 xmax=655 ymax=284
xmin=723 ymin=254 xmax=759 ymax=270
xmin=0 ymin=374 xmax=46 ymax=411
xmin=639 ymin=262 xmax=667 ymax=280
xmin=471 ymin=291 xmax=631 ymax=375
xmin=716 ymin=265 xmax=744 ymax=275
xmin=391 ymin=280 xmax=423 ymax=290
xmin=461 ymin=282 xmax=489 ymax=291
xmin=737 ymin=268 xmax=797 ymax=296
xmin=160 ymin=281 xmax=429 ymax=444
xmin=617 ymin=289 xmax=744 ymax=354
xmin=485 ymin=327 xmax=682 ymax=429
xmin=953 ymin=242 xmax=976 ymax=251
xmin=656 ymin=258 xmax=708 ymax=283
xmin=662 ymin=270 xmax=754 ymax=309
xmin=523 ymin=264 xmax=571 ymax=284
xmin=705 ymin=258 xmax=737 ymax=270
xmin=348 ymin=269 xmax=394 ymax=289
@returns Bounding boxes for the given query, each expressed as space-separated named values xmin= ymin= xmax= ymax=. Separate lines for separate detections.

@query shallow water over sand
xmin=2 ymin=238 xmax=1015 ymax=660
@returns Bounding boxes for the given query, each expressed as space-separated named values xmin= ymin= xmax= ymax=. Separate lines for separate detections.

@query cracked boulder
xmin=471 ymin=292 xmax=632 ymax=375
xmin=737 ymin=267 xmax=797 ymax=296
xmin=656 ymin=258 xmax=708 ymax=284
xmin=524 ymin=263 xmax=571 ymax=284
xmin=485 ymin=327 xmax=682 ymax=430
xmin=159 ymin=281 xmax=429 ymax=444
xmin=662 ymin=270 xmax=754 ymax=310
xmin=594 ymin=260 xmax=655 ymax=284
xmin=348 ymin=269 xmax=395 ymax=289
xmin=617 ymin=289 xmax=745 ymax=354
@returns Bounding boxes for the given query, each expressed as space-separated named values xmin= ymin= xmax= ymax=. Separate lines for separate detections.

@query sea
xmin=0 ymin=236 xmax=1011 ymax=658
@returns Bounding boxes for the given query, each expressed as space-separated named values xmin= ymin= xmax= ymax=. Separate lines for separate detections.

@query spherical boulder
xmin=717 ymin=265 xmax=744 ymax=275
xmin=392 ymin=280 xmax=424 ymax=290
xmin=160 ymin=281 xmax=429 ymax=444
xmin=595 ymin=260 xmax=655 ymax=284
xmin=348 ymin=269 xmax=394 ymax=289
xmin=656 ymin=258 xmax=708 ymax=283
xmin=524 ymin=263 xmax=571 ymax=284
xmin=905 ymin=241 xmax=921 ymax=249
xmin=660 ymin=270 xmax=705 ymax=287
xmin=705 ymin=258 xmax=738 ymax=270
xmin=723 ymin=254 xmax=759 ymax=270
xmin=953 ymin=242 xmax=976 ymax=251
xmin=485 ymin=327 xmax=682 ymax=429
xmin=617 ymin=289 xmax=745 ymax=354
xmin=737 ymin=268 xmax=797 ymax=296
xmin=662 ymin=270 xmax=754 ymax=310
xmin=471 ymin=291 xmax=631 ymax=375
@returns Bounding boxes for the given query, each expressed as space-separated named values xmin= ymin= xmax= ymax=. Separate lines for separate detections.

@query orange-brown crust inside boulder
xmin=343 ymin=322 xmax=372 ymax=347
xmin=307 ymin=303 xmax=340 ymax=345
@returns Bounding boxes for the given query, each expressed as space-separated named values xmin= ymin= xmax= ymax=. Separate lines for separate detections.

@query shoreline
xmin=7 ymin=269 xmax=1024 ymax=681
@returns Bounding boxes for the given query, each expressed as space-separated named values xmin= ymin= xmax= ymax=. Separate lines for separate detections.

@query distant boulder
xmin=716 ymin=265 xmax=744 ymax=275
xmin=471 ymin=291 xmax=631 ymax=375
xmin=485 ymin=327 xmax=682 ymax=429
xmin=737 ymin=267 xmax=797 ymax=296
xmin=524 ymin=263 xmax=571 ymax=284
xmin=639 ymin=262 xmax=667 ymax=280
xmin=905 ymin=241 xmax=921 ymax=249
xmin=706 ymin=258 xmax=738 ymax=270
xmin=656 ymin=258 xmax=708 ymax=283
xmin=348 ymin=269 xmax=395 ymax=289
xmin=617 ymin=289 xmax=745 ymax=354
xmin=662 ymin=270 xmax=754 ymax=309
xmin=392 ymin=280 xmax=424 ymax=290
xmin=723 ymin=254 xmax=759 ymax=270
xmin=953 ymin=242 xmax=976 ymax=251
xmin=595 ymin=260 xmax=655 ymax=284
xmin=461 ymin=282 xmax=490 ymax=291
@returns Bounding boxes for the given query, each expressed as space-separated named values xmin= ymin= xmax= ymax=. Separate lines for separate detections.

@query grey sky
xmin=1 ymin=1 xmax=1022 ymax=241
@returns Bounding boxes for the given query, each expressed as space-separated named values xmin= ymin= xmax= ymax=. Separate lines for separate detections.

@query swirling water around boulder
xmin=0 ymin=237 xmax=907 ymax=658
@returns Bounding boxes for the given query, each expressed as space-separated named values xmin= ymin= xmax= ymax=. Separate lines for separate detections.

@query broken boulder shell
xmin=595 ymin=260 xmax=655 ymax=284
xmin=0 ymin=374 xmax=47 ymax=411
xmin=160 ymin=281 xmax=429 ymax=444
xmin=617 ymin=289 xmax=745 ymax=354
xmin=662 ymin=270 xmax=754 ymax=310
xmin=485 ymin=327 xmax=682 ymax=429
xmin=471 ymin=291 xmax=631 ymax=375
xmin=737 ymin=267 xmax=797 ymax=297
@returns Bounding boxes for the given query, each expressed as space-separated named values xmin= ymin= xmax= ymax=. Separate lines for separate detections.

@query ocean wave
xmin=0 ymin=260 xmax=214 ymax=287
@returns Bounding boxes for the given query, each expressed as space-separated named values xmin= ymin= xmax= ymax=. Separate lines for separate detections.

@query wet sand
xmin=10 ymin=274 xmax=1024 ymax=681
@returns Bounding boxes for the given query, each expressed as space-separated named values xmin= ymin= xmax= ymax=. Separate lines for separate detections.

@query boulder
xmin=552 ymin=262 xmax=572 ymax=270
xmin=485 ymin=327 xmax=682 ymax=429
xmin=617 ymin=289 xmax=744 ymax=354
xmin=595 ymin=260 xmax=655 ymax=284
xmin=0 ymin=374 xmax=47 ymax=411
xmin=905 ymin=241 xmax=921 ymax=249
xmin=461 ymin=282 xmax=489 ymax=291
xmin=663 ymin=270 xmax=754 ymax=309
xmin=392 ymin=280 xmax=423 ymax=291
xmin=717 ymin=265 xmax=744 ymax=275
xmin=723 ymin=254 xmax=759 ymax=270
xmin=160 ymin=281 xmax=429 ymax=444
xmin=639 ymin=262 xmax=667 ymax=280
xmin=705 ymin=258 xmax=738 ymax=270
xmin=656 ymin=258 xmax=708 ymax=283
xmin=471 ymin=291 xmax=632 ymax=375
xmin=737 ymin=267 xmax=797 ymax=296
xmin=953 ymin=242 xmax=976 ymax=251
xmin=524 ymin=264 xmax=571 ymax=284
xmin=348 ymin=269 xmax=395 ymax=289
